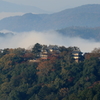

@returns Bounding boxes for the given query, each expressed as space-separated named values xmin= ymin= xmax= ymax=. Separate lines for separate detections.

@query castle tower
xmin=72 ymin=51 xmax=83 ymax=62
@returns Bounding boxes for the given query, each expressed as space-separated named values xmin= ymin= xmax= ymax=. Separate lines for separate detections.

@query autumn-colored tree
xmin=23 ymin=53 xmax=35 ymax=60
xmin=37 ymin=60 xmax=54 ymax=76
xmin=59 ymin=88 xmax=68 ymax=97
xmin=84 ymin=47 xmax=100 ymax=59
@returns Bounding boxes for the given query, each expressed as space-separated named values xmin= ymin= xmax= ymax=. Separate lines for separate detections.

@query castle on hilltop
xmin=72 ymin=47 xmax=83 ymax=63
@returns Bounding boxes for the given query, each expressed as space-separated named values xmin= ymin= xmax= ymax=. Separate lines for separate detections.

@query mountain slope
xmin=57 ymin=26 xmax=100 ymax=41
xmin=0 ymin=4 xmax=100 ymax=31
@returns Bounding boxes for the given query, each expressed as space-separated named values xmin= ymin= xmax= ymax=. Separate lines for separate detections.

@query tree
xmin=93 ymin=93 xmax=100 ymax=100
xmin=38 ymin=86 xmax=51 ymax=100
xmin=8 ymin=90 xmax=24 ymax=100
xmin=37 ymin=60 xmax=54 ymax=76
xmin=32 ymin=43 xmax=42 ymax=57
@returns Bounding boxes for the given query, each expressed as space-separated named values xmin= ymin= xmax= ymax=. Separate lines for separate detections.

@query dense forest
xmin=0 ymin=43 xmax=100 ymax=100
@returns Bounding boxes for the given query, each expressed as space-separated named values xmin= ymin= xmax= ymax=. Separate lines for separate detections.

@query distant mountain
xmin=0 ymin=0 xmax=46 ymax=13
xmin=0 ymin=32 xmax=14 ymax=37
xmin=1 ymin=26 xmax=100 ymax=42
xmin=0 ymin=4 xmax=100 ymax=32
xmin=57 ymin=26 xmax=100 ymax=41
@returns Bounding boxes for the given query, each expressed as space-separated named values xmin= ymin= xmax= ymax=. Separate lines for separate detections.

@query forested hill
xmin=1 ymin=4 xmax=100 ymax=31
xmin=57 ymin=27 xmax=100 ymax=41
xmin=0 ymin=43 xmax=100 ymax=100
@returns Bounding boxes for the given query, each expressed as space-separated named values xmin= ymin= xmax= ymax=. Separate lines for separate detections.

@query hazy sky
xmin=0 ymin=12 xmax=24 ymax=20
xmin=0 ymin=0 xmax=100 ymax=51
xmin=3 ymin=0 xmax=100 ymax=12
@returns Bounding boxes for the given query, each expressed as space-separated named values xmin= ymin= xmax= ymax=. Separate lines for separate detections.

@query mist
xmin=0 ymin=12 xmax=24 ymax=20
xmin=0 ymin=30 xmax=100 ymax=52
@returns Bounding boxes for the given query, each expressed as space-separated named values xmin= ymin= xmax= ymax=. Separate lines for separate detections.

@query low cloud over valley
xmin=0 ymin=30 xmax=99 ymax=52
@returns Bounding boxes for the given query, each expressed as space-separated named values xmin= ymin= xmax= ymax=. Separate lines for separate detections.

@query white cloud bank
xmin=0 ymin=30 xmax=100 ymax=52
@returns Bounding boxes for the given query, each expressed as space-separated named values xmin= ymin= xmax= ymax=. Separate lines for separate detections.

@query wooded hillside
xmin=0 ymin=44 xmax=100 ymax=100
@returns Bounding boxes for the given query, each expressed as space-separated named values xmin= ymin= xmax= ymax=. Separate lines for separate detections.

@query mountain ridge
xmin=57 ymin=26 xmax=100 ymax=41
xmin=0 ymin=4 xmax=100 ymax=32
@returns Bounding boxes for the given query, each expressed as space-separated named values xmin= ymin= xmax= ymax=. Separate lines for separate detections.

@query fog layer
xmin=0 ymin=30 xmax=99 ymax=52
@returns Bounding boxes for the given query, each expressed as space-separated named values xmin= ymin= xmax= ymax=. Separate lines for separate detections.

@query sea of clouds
xmin=0 ymin=30 xmax=100 ymax=52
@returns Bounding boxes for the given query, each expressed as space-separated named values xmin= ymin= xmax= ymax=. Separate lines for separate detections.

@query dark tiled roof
xmin=72 ymin=51 xmax=83 ymax=54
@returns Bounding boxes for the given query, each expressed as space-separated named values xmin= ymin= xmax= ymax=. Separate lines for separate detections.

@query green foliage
xmin=0 ymin=45 xmax=100 ymax=100
xmin=32 ymin=43 xmax=42 ymax=57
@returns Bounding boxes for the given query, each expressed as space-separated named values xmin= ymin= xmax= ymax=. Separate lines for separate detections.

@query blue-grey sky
xmin=0 ymin=0 xmax=100 ymax=51
xmin=3 ymin=0 xmax=100 ymax=12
